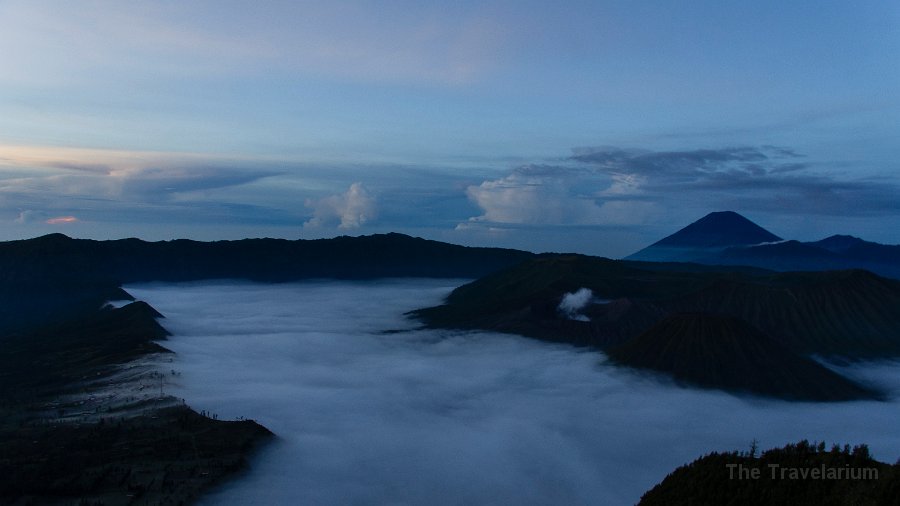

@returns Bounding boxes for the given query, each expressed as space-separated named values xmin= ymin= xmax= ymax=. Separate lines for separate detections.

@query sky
xmin=1 ymin=0 xmax=898 ymax=257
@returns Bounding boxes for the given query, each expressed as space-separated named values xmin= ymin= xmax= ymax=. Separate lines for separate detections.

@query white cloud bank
xmin=128 ymin=280 xmax=900 ymax=506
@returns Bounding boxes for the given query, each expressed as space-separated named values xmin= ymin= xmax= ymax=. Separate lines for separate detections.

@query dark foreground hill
xmin=626 ymin=211 xmax=900 ymax=279
xmin=639 ymin=440 xmax=900 ymax=506
xmin=413 ymin=254 xmax=900 ymax=400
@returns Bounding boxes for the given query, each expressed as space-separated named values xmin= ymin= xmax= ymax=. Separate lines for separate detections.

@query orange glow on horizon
xmin=45 ymin=216 xmax=78 ymax=225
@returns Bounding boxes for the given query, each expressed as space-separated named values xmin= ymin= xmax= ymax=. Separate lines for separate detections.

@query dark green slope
xmin=639 ymin=441 xmax=899 ymax=506
xmin=606 ymin=313 xmax=876 ymax=401
xmin=664 ymin=269 xmax=900 ymax=357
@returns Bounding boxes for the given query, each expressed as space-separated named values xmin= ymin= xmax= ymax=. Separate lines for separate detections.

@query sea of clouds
xmin=127 ymin=280 xmax=900 ymax=506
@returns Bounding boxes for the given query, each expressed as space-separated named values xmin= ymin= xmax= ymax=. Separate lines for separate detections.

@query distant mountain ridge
xmin=0 ymin=233 xmax=534 ymax=335
xmin=626 ymin=212 xmax=900 ymax=279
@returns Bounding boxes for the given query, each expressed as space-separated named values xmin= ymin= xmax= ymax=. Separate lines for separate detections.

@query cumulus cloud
xmin=465 ymin=172 xmax=599 ymax=225
xmin=128 ymin=280 xmax=900 ymax=506
xmin=304 ymin=182 xmax=377 ymax=229
xmin=461 ymin=165 xmax=657 ymax=229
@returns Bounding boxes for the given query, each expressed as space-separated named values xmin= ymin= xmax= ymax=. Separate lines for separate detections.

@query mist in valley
xmin=127 ymin=280 xmax=900 ymax=506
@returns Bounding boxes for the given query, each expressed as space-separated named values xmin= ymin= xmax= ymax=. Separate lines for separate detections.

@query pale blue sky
xmin=1 ymin=0 xmax=898 ymax=256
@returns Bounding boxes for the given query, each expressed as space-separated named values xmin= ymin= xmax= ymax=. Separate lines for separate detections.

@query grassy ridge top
xmin=639 ymin=440 xmax=900 ymax=506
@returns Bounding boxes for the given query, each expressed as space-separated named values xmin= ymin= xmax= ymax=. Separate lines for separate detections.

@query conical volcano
xmin=626 ymin=211 xmax=781 ymax=262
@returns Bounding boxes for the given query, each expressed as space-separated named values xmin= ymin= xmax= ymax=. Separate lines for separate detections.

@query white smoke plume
xmin=558 ymin=287 xmax=593 ymax=322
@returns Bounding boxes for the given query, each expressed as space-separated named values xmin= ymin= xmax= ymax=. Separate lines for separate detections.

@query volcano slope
xmin=412 ymin=255 xmax=900 ymax=400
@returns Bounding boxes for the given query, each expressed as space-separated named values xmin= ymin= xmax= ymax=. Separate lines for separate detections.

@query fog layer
xmin=128 ymin=280 xmax=900 ymax=506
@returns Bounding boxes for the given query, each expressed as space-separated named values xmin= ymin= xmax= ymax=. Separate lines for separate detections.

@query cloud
xmin=455 ymin=144 xmax=900 ymax=250
xmin=14 ymin=210 xmax=46 ymax=224
xmin=305 ymin=182 xmax=377 ymax=229
xmin=13 ymin=210 xmax=78 ymax=225
xmin=0 ymin=145 xmax=294 ymax=235
xmin=45 ymin=215 xmax=78 ymax=225
xmin=0 ymin=166 xmax=280 ymax=221
xmin=113 ymin=166 xmax=279 ymax=201
xmin=0 ymin=145 xmax=281 ymax=202
xmin=0 ymin=2 xmax=519 ymax=87
xmin=460 ymin=165 xmax=658 ymax=228
xmin=465 ymin=172 xmax=596 ymax=225
xmin=127 ymin=280 xmax=900 ymax=506
xmin=571 ymin=146 xmax=796 ymax=179
xmin=571 ymin=146 xmax=900 ymax=217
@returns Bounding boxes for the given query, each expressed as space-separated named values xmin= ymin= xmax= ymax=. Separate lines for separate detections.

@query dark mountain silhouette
xmin=627 ymin=211 xmax=781 ymax=262
xmin=720 ymin=236 xmax=900 ymax=279
xmin=812 ymin=234 xmax=869 ymax=253
xmin=606 ymin=313 xmax=876 ymax=401
xmin=639 ymin=440 xmax=899 ymax=506
xmin=626 ymin=212 xmax=900 ymax=279
xmin=413 ymin=254 xmax=900 ymax=400
xmin=0 ymin=232 xmax=534 ymax=335
xmin=0 ymin=232 xmax=534 ymax=283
